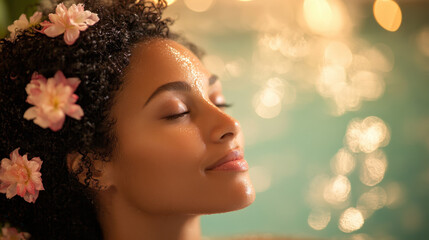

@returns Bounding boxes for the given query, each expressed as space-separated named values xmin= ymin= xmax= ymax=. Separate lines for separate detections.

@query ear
xmin=66 ymin=151 xmax=115 ymax=191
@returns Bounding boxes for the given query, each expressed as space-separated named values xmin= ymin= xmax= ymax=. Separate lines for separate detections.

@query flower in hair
xmin=40 ymin=3 xmax=99 ymax=45
xmin=0 ymin=223 xmax=31 ymax=240
xmin=7 ymin=12 xmax=42 ymax=42
xmin=0 ymin=148 xmax=44 ymax=204
xmin=23 ymin=71 xmax=84 ymax=131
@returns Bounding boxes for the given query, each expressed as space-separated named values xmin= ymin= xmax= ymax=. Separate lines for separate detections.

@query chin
xmin=201 ymin=177 xmax=256 ymax=215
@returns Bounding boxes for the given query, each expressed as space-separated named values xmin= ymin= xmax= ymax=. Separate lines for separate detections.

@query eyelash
xmin=164 ymin=103 xmax=233 ymax=120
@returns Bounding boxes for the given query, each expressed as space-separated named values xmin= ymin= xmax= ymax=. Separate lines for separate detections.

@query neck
xmin=97 ymin=190 xmax=202 ymax=240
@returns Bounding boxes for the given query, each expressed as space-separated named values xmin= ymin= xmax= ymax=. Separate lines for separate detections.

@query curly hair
xmin=0 ymin=0 xmax=204 ymax=239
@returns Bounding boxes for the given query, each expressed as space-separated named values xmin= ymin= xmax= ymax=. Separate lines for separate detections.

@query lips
xmin=206 ymin=148 xmax=245 ymax=171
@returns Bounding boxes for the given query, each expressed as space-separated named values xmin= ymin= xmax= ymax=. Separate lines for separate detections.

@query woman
xmin=0 ymin=0 xmax=255 ymax=239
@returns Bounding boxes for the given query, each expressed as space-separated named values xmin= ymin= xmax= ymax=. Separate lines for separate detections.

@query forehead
xmin=123 ymin=38 xmax=212 ymax=95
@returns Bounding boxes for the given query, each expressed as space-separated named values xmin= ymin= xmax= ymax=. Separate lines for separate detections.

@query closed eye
xmin=215 ymin=103 xmax=233 ymax=109
xmin=164 ymin=111 xmax=190 ymax=120
xmin=163 ymin=103 xmax=233 ymax=121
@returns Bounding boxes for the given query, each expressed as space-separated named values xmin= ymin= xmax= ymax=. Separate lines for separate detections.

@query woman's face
xmin=108 ymin=38 xmax=255 ymax=215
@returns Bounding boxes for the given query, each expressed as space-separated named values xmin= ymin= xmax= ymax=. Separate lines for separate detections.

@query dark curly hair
xmin=0 ymin=0 xmax=204 ymax=239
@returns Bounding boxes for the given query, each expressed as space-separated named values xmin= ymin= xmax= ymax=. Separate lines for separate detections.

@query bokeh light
xmin=323 ymin=175 xmax=351 ymax=205
xmin=357 ymin=186 xmax=387 ymax=219
xmin=303 ymin=0 xmax=344 ymax=35
xmin=184 ymin=0 xmax=214 ymax=12
xmin=359 ymin=150 xmax=388 ymax=186
xmin=345 ymin=116 xmax=390 ymax=153
xmin=339 ymin=207 xmax=365 ymax=233
xmin=330 ymin=148 xmax=356 ymax=176
xmin=253 ymin=77 xmax=286 ymax=119
xmin=373 ymin=0 xmax=402 ymax=32
xmin=308 ymin=208 xmax=331 ymax=230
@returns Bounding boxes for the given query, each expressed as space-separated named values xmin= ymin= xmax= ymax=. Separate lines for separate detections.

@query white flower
xmin=7 ymin=12 xmax=42 ymax=42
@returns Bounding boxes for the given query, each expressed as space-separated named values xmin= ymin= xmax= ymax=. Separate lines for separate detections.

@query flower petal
xmin=48 ymin=113 xmax=66 ymax=131
xmin=66 ymin=77 xmax=81 ymax=91
xmin=43 ymin=24 xmax=66 ymax=37
xmin=66 ymin=104 xmax=84 ymax=120
xmin=6 ymin=183 xmax=17 ymax=199
xmin=33 ymin=115 xmax=51 ymax=129
xmin=63 ymin=28 xmax=80 ymax=45
xmin=29 ymin=11 xmax=42 ymax=25
xmin=23 ymin=107 xmax=38 ymax=120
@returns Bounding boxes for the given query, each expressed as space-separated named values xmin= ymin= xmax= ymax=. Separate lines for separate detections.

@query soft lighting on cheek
xmin=373 ymin=0 xmax=402 ymax=32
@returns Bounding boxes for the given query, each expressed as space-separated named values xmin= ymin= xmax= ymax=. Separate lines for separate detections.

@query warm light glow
xmin=331 ymin=148 xmax=356 ymax=175
xmin=280 ymin=33 xmax=310 ymax=59
xmin=308 ymin=208 xmax=331 ymax=230
xmin=373 ymin=0 xmax=402 ymax=32
xmin=339 ymin=208 xmax=365 ymax=233
xmin=323 ymin=175 xmax=351 ymax=205
xmin=346 ymin=116 xmax=390 ymax=153
xmin=303 ymin=0 xmax=343 ymax=35
xmin=253 ymin=78 xmax=285 ymax=119
xmin=357 ymin=187 xmax=387 ymax=218
xmin=184 ymin=0 xmax=214 ymax=12
xmin=324 ymin=41 xmax=353 ymax=67
xmin=350 ymin=71 xmax=385 ymax=100
xmin=317 ymin=64 xmax=347 ymax=97
xmin=360 ymin=150 xmax=388 ymax=186
xmin=362 ymin=45 xmax=395 ymax=72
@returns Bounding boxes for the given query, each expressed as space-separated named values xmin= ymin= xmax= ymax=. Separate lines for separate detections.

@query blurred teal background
xmin=2 ymin=0 xmax=429 ymax=240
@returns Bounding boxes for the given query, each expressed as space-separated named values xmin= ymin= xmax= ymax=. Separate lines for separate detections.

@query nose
xmin=204 ymin=102 xmax=241 ymax=143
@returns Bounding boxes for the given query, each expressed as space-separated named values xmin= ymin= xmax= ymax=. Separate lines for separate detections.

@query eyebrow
xmin=143 ymin=74 xmax=219 ymax=107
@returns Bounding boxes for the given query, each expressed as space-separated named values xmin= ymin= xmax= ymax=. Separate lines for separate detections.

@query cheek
xmin=113 ymin=123 xmax=207 ymax=213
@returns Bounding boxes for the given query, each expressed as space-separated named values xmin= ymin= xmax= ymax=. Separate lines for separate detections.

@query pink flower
xmin=0 ymin=148 xmax=44 ymax=204
xmin=23 ymin=71 xmax=84 ymax=131
xmin=0 ymin=224 xmax=31 ymax=240
xmin=40 ymin=3 xmax=99 ymax=45
xmin=7 ymin=12 xmax=42 ymax=42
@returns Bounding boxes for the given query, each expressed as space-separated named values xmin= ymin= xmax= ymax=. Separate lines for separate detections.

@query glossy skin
xmin=71 ymin=38 xmax=255 ymax=239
